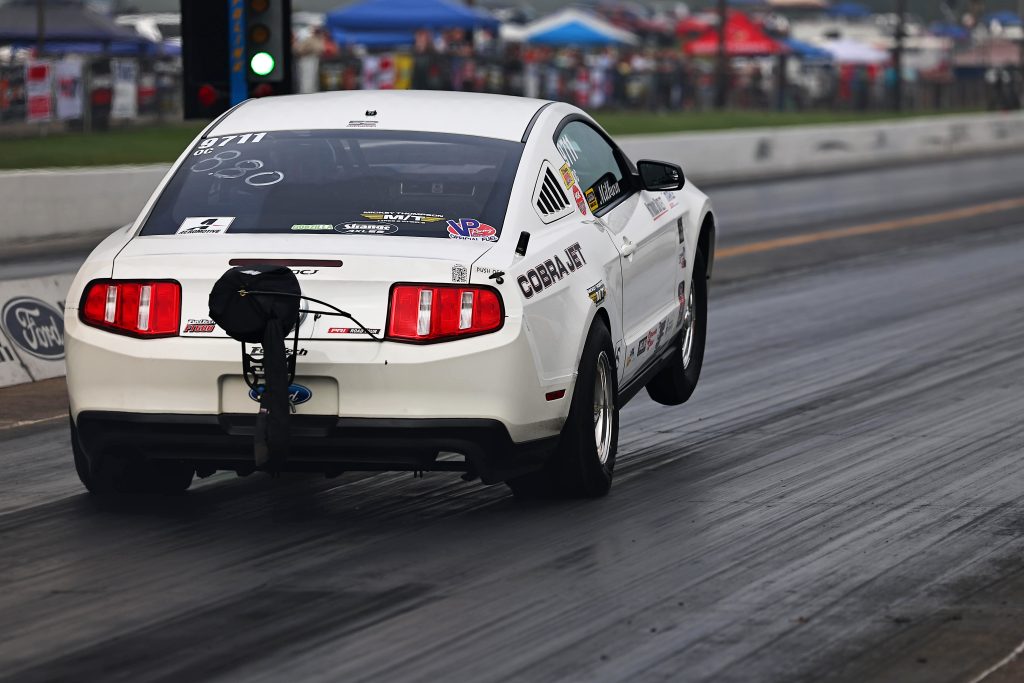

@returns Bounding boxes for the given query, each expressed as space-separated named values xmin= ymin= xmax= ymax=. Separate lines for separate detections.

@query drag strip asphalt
xmin=2 ymin=156 xmax=1024 ymax=682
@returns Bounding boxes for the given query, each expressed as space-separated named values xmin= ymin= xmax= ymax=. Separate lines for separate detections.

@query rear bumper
xmin=74 ymin=411 xmax=557 ymax=484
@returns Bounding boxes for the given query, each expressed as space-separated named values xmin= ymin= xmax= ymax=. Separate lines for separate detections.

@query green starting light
xmin=250 ymin=52 xmax=276 ymax=77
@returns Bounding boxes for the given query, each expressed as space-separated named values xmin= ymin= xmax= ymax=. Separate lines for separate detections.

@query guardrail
xmin=2 ymin=110 xmax=1024 ymax=389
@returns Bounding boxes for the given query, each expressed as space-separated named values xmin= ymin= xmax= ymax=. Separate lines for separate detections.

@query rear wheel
xmin=646 ymin=248 xmax=708 ymax=406
xmin=507 ymin=321 xmax=618 ymax=499
xmin=71 ymin=418 xmax=194 ymax=496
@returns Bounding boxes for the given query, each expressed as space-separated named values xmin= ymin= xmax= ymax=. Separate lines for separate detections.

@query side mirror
xmin=636 ymin=160 xmax=685 ymax=191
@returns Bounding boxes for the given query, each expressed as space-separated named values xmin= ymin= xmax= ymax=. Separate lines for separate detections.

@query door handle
xmin=620 ymin=238 xmax=636 ymax=258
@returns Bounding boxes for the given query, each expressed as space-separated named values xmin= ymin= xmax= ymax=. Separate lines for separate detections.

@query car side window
xmin=555 ymin=121 xmax=630 ymax=214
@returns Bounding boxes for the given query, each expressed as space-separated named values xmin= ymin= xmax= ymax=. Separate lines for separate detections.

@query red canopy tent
xmin=684 ymin=11 xmax=786 ymax=57
xmin=675 ymin=16 xmax=711 ymax=37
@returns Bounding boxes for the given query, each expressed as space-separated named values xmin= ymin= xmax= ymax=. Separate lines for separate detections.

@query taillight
xmin=80 ymin=280 xmax=181 ymax=338
xmin=387 ymin=284 xmax=503 ymax=342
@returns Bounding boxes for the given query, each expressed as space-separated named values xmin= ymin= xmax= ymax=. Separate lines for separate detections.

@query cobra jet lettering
xmin=516 ymin=243 xmax=586 ymax=299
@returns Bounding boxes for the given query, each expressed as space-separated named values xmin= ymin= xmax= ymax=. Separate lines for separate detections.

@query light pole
xmin=715 ymin=0 xmax=728 ymax=109
xmin=893 ymin=0 xmax=906 ymax=111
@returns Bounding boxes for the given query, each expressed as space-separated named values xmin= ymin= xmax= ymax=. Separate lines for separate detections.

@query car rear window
xmin=140 ymin=130 xmax=524 ymax=241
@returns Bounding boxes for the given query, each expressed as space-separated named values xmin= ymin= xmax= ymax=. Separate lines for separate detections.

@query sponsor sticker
xmin=326 ymin=327 xmax=381 ymax=335
xmin=446 ymin=218 xmax=498 ymax=242
xmin=559 ymin=163 xmax=574 ymax=189
xmin=361 ymin=211 xmax=443 ymax=224
xmin=248 ymin=383 xmax=313 ymax=405
xmin=644 ymin=196 xmax=668 ymax=220
xmin=0 ymin=296 xmax=64 ymax=360
xmin=347 ymin=120 xmax=377 ymax=128
xmin=587 ymin=281 xmax=606 ymax=305
xmin=176 ymin=216 xmax=234 ymax=235
xmin=249 ymin=346 xmax=307 ymax=357
xmin=585 ymin=188 xmax=599 ymax=213
xmin=573 ymin=185 xmax=587 ymax=216
xmin=335 ymin=223 xmax=399 ymax=235
xmin=290 ymin=224 xmax=334 ymax=231
xmin=451 ymin=264 xmax=469 ymax=283
xmin=183 ymin=318 xmax=216 ymax=334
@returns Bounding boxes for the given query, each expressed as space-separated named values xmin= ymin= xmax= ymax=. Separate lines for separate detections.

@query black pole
xmin=715 ymin=0 xmax=728 ymax=109
xmin=36 ymin=0 xmax=45 ymax=56
xmin=893 ymin=0 xmax=906 ymax=111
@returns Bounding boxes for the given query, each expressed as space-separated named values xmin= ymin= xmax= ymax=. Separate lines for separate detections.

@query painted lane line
xmin=0 ymin=414 xmax=65 ymax=431
xmin=965 ymin=637 xmax=1024 ymax=683
xmin=717 ymin=197 xmax=1024 ymax=260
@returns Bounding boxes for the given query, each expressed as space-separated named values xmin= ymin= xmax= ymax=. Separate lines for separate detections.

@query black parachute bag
xmin=209 ymin=265 xmax=301 ymax=468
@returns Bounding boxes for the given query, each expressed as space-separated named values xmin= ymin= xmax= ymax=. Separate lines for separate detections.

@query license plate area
xmin=218 ymin=375 xmax=339 ymax=415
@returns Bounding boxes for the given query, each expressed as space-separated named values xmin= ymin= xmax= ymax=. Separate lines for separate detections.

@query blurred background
xmin=0 ymin=0 xmax=1022 ymax=144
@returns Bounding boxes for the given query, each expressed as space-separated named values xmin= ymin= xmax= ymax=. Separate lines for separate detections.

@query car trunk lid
xmin=112 ymin=234 xmax=493 ymax=340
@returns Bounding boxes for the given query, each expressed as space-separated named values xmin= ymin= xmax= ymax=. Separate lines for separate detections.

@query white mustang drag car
xmin=65 ymin=90 xmax=716 ymax=498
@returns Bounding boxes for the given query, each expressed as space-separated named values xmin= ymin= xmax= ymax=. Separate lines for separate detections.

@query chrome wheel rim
xmin=681 ymin=281 xmax=696 ymax=370
xmin=593 ymin=351 xmax=614 ymax=465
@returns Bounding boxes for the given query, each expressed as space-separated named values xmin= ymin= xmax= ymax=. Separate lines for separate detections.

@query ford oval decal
xmin=1 ymin=297 xmax=65 ymax=360
xmin=248 ymin=383 xmax=313 ymax=405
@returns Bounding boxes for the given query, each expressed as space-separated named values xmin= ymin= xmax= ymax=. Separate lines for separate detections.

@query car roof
xmin=208 ymin=90 xmax=553 ymax=143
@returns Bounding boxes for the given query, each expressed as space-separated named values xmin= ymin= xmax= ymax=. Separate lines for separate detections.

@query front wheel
xmin=646 ymin=248 xmax=708 ymax=406
xmin=507 ymin=321 xmax=619 ymax=499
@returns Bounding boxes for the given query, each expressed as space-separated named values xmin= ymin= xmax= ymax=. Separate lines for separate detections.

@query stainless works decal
xmin=517 ymin=243 xmax=586 ymax=299
xmin=1 ymin=296 xmax=65 ymax=360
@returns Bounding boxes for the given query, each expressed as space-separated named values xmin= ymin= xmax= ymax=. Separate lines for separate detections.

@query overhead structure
xmin=326 ymin=0 xmax=499 ymax=33
xmin=515 ymin=9 xmax=638 ymax=46
xmin=685 ymin=11 xmax=787 ymax=57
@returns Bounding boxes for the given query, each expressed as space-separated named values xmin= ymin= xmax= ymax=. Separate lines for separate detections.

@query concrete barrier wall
xmin=2 ymin=112 xmax=1023 ymax=247
xmin=620 ymin=111 xmax=1024 ymax=184
xmin=0 ymin=165 xmax=170 ymax=244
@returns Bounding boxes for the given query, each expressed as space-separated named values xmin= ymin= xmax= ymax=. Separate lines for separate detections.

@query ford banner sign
xmin=1 ymin=297 xmax=65 ymax=361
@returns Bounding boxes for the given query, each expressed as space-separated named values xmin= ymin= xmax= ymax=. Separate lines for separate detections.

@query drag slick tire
xmin=71 ymin=418 xmax=194 ymax=496
xmin=646 ymin=248 xmax=708 ymax=406
xmin=507 ymin=321 xmax=618 ymax=499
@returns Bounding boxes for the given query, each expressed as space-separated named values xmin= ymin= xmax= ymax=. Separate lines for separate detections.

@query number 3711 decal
xmin=193 ymin=133 xmax=267 ymax=155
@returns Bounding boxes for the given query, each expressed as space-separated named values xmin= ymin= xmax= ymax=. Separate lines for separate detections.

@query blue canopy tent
xmin=520 ymin=9 xmax=637 ymax=46
xmin=982 ymin=11 xmax=1022 ymax=27
xmin=330 ymin=29 xmax=416 ymax=47
xmin=826 ymin=3 xmax=871 ymax=19
xmin=0 ymin=0 xmax=156 ymax=54
xmin=326 ymin=0 xmax=499 ymax=33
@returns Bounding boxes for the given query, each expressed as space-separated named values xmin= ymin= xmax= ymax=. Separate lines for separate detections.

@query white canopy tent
xmin=821 ymin=38 xmax=889 ymax=64
xmin=503 ymin=9 xmax=638 ymax=46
